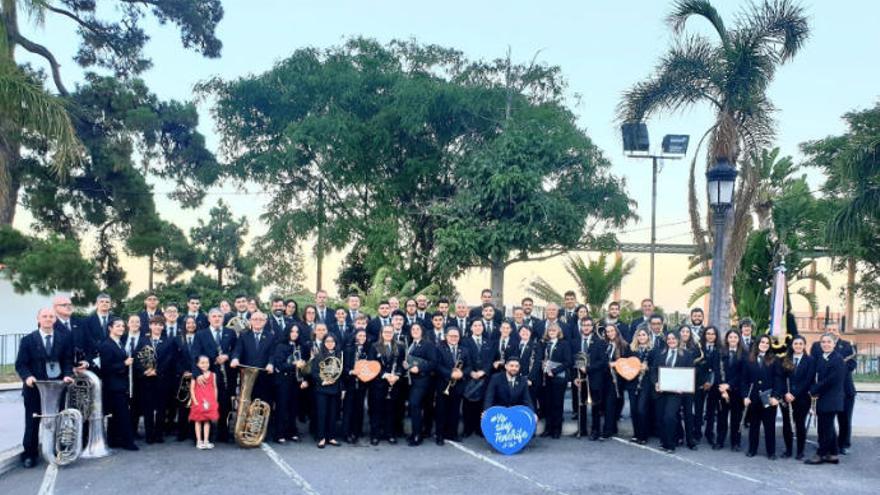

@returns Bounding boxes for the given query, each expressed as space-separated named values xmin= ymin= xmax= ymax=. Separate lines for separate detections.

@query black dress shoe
xmin=746 ymin=451 xmax=755 ymax=457
xmin=451 ymin=435 xmax=462 ymax=442
xmin=22 ymin=457 xmax=35 ymax=469
xmin=795 ymin=453 xmax=804 ymax=461
xmin=290 ymin=435 xmax=301 ymax=443
xmin=539 ymin=430 xmax=551 ymax=438
xmin=823 ymin=455 xmax=839 ymax=464
xmin=551 ymin=433 xmax=560 ymax=439
xmin=408 ymin=437 xmax=418 ymax=447
xmin=638 ymin=440 xmax=647 ymax=445
xmin=804 ymin=455 xmax=824 ymax=465
xmin=688 ymin=444 xmax=698 ymax=451
xmin=123 ymin=444 xmax=140 ymax=451
xmin=435 ymin=436 xmax=445 ymax=446
xmin=731 ymin=445 xmax=741 ymax=452
xmin=462 ymin=432 xmax=472 ymax=439
xmin=589 ymin=434 xmax=600 ymax=441
xmin=370 ymin=438 xmax=379 ymax=446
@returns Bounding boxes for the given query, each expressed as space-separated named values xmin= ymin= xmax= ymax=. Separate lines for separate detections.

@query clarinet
xmin=386 ymin=352 xmax=398 ymax=400
xmin=216 ymin=341 xmax=228 ymax=387
xmin=635 ymin=348 xmax=647 ymax=394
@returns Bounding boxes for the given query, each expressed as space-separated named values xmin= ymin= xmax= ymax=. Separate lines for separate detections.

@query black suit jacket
xmin=15 ymin=330 xmax=74 ymax=383
xmin=462 ymin=335 xmax=494 ymax=374
xmin=651 ymin=348 xmax=695 ymax=394
xmin=192 ymin=327 xmax=237 ymax=376
xmin=469 ymin=306 xmax=504 ymax=325
xmin=512 ymin=340 xmax=541 ymax=383
xmin=138 ymin=309 xmax=163 ymax=331
xmin=178 ymin=312 xmax=209 ymax=331
xmin=98 ymin=338 xmax=130 ymax=393
xmin=405 ymin=339 xmax=436 ymax=382
xmin=539 ymin=339 xmax=573 ymax=381
xmin=810 ymin=339 xmax=856 ymax=396
xmin=784 ymin=354 xmax=815 ymax=398
xmin=232 ymin=329 xmax=276 ymax=368
xmin=570 ymin=333 xmax=608 ymax=390
xmin=55 ymin=317 xmax=96 ymax=368
xmin=810 ymin=351 xmax=845 ymax=413
xmin=447 ymin=316 xmax=471 ymax=334
xmin=173 ymin=333 xmax=198 ymax=377
xmin=483 ymin=372 xmax=534 ymax=410
xmin=83 ymin=313 xmax=112 ymax=353
xmin=435 ymin=343 xmax=473 ymax=393
xmin=134 ymin=336 xmax=175 ymax=379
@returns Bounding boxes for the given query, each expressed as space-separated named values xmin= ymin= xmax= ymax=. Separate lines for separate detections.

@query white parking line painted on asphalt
xmin=611 ymin=437 xmax=804 ymax=495
xmin=260 ymin=443 xmax=321 ymax=495
xmin=446 ymin=441 xmax=570 ymax=495
xmin=36 ymin=463 xmax=57 ymax=495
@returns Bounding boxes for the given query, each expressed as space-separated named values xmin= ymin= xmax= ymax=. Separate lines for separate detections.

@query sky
xmin=7 ymin=0 xmax=880 ymax=328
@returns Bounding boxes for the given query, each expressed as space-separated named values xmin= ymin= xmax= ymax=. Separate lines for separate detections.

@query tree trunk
xmin=217 ymin=267 xmax=223 ymax=288
xmin=148 ymin=252 xmax=154 ymax=292
xmin=315 ymin=181 xmax=324 ymax=291
xmin=490 ymin=258 xmax=505 ymax=310
xmin=0 ymin=135 xmax=19 ymax=225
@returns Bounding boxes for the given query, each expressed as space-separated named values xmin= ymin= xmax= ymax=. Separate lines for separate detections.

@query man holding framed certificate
xmin=652 ymin=330 xmax=698 ymax=453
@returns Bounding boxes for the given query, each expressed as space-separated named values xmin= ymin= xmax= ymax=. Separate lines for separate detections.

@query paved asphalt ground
xmin=1 ymin=393 xmax=879 ymax=495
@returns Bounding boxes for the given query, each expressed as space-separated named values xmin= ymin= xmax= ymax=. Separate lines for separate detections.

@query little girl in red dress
xmin=189 ymin=355 xmax=220 ymax=449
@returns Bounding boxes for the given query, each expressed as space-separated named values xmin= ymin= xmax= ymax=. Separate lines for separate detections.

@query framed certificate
xmin=658 ymin=367 xmax=695 ymax=393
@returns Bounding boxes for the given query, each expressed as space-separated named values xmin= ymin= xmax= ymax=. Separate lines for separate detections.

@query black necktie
xmin=129 ymin=338 xmax=135 ymax=356
xmin=100 ymin=315 xmax=107 ymax=329
xmin=45 ymin=335 xmax=53 ymax=356
xmin=794 ymin=357 xmax=800 ymax=368
xmin=666 ymin=351 xmax=674 ymax=367
xmin=64 ymin=321 xmax=71 ymax=332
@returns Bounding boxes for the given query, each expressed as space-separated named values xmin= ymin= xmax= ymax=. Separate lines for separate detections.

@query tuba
xmin=233 ymin=365 xmax=271 ymax=448
xmin=34 ymin=380 xmax=84 ymax=466
xmin=66 ymin=370 xmax=112 ymax=459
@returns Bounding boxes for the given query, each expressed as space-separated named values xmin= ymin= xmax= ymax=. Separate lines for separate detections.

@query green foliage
xmin=123 ymin=272 xmax=255 ymax=317
xmin=0 ymin=226 xmax=98 ymax=303
xmin=190 ymin=199 xmax=254 ymax=289
xmin=252 ymin=229 xmax=307 ymax=296
xmin=527 ymin=253 xmax=635 ymax=318
xmin=802 ymin=103 xmax=880 ymax=306
xmin=343 ymin=265 xmax=442 ymax=315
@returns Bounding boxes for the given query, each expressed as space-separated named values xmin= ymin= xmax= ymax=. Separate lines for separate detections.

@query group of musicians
xmin=16 ymin=289 xmax=856 ymax=467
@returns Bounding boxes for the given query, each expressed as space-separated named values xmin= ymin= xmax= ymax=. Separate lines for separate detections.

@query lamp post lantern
xmin=706 ymin=157 xmax=738 ymax=332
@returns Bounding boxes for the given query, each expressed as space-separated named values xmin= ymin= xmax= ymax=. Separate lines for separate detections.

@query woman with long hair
xmin=698 ymin=326 xmax=720 ymax=445
xmin=715 ymin=329 xmax=747 ymax=451
xmin=342 ymin=329 xmax=369 ymax=444
xmin=368 ymin=325 xmax=403 ymax=445
xmin=780 ymin=335 xmax=814 ymax=460
xmin=601 ymin=324 xmax=629 ymax=439
xmin=539 ymin=324 xmax=572 ymax=439
xmin=311 ymin=334 xmax=343 ymax=448
xmin=743 ymin=335 xmax=782 ymax=459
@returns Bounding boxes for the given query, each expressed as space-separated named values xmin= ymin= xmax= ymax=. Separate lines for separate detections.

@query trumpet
xmin=443 ymin=360 xmax=463 ymax=395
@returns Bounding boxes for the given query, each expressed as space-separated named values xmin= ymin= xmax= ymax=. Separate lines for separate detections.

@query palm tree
xmin=0 ymin=6 xmax=82 ymax=225
xmin=618 ymin=0 xmax=809 ymax=331
xmin=527 ymin=253 xmax=635 ymax=317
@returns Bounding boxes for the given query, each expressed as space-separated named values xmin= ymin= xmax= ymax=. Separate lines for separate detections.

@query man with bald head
xmin=15 ymin=307 xmax=74 ymax=468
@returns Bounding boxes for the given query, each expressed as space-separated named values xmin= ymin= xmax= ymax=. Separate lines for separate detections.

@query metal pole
xmin=709 ymin=207 xmax=727 ymax=333
xmin=650 ymin=156 xmax=658 ymax=300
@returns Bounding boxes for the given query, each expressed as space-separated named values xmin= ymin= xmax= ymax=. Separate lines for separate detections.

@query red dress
xmin=188 ymin=372 xmax=220 ymax=422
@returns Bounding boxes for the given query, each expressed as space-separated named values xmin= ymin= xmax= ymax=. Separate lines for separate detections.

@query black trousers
xmin=703 ymin=388 xmax=720 ymax=442
xmin=216 ymin=367 xmax=233 ymax=442
xmin=781 ymin=396 xmax=809 ymax=455
xmin=660 ymin=393 xmax=694 ymax=449
xmin=817 ymin=411 xmax=839 ymax=457
xmin=275 ymin=374 xmax=301 ymax=440
xmin=837 ymin=393 xmax=855 ymax=449
xmin=602 ymin=381 xmax=621 ymax=437
xmin=716 ymin=390 xmax=743 ymax=447
xmin=141 ymin=377 xmax=167 ymax=442
xmin=314 ymin=391 xmax=339 ymax=441
xmin=628 ymin=386 xmax=651 ymax=441
xmin=393 ymin=379 xmax=409 ymax=437
xmin=674 ymin=394 xmax=695 ymax=445
xmin=573 ymin=379 xmax=588 ymax=435
xmin=543 ymin=376 xmax=567 ymax=435
xmin=105 ymin=389 xmax=135 ymax=448
xmin=435 ymin=389 xmax=462 ymax=439
xmin=130 ymin=379 xmax=144 ymax=436
xmin=693 ymin=386 xmax=707 ymax=440
xmin=342 ymin=381 xmax=367 ymax=438
xmin=368 ymin=381 xmax=396 ymax=439
xmin=21 ymin=387 xmax=41 ymax=461
xmin=422 ymin=377 xmax=438 ymax=436
xmin=462 ymin=398 xmax=484 ymax=436
xmin=747 ymin=403 xmax=777 ymax=456
xmin=408 ymin=379 xmax=430 ymax=438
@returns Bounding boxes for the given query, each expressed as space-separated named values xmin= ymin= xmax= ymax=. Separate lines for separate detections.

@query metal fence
xmin=1 ymin=333 xmax=27 ymax=373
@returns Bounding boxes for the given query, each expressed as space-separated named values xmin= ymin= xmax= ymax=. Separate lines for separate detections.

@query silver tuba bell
xmin=66 ymin=370 xmax=112 ymax=458
xmin=34 ymin=380 xmax=84 ymax=466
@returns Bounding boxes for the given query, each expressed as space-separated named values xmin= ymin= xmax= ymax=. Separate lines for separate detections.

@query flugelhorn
xmin=34 ymin=380 xmax=83 ymax=466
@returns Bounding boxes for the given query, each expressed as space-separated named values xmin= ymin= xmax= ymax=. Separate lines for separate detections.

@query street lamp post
xmin=706 ymin=157 xmax=738 ymax=333
xmin=621 ymin=124 xmax=689 ymax=300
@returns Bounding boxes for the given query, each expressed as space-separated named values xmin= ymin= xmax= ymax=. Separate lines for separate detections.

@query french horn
xmin=318 ymin=356 xmax=343 ymax=384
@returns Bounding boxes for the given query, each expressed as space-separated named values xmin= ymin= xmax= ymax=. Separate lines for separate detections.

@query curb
xmin=0 ymin=447 xmax=23 ymax=477
xmin=0 ymin=382 xmax=22 ymax=392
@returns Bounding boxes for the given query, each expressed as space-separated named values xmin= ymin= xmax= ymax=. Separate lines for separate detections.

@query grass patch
xmin=0 ymin=364 xmax=20 ymax=384
xmin=855 ymin=373 xmax=880 ymax=383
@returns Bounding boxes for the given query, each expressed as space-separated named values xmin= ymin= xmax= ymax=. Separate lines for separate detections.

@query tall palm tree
xmin=618 ymin=0 xmax=809 ymax=330
xmin=527 ymin=253 xmax=635 ymax=317
xmin=0 ymin=3 xmax=82 ymax=224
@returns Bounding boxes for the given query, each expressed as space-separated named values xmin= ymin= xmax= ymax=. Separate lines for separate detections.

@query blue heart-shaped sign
xmin=481 ymin=405 xmax=536 ymax=455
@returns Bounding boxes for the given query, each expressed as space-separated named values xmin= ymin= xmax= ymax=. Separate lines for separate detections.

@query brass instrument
xmin=34 ymin=380 xmax=84 ymax=466
xmin=289 ymin=346 xmax=304 ymax=383
xmin=573 ymin=351 xmax=591 ymax=405
xmin=443 ymin=359 xmax=463 ymax=395
xmin=136 ymin=345 xmax=157 ymax=374
xmin=176 ymin=374 xmax=192 ymax=403
xmin=573 ymin=351 xmax=588 ymax=438
xmin=233 ymin=365 xmax=271 ymax=448
xmin=318 ymin=355 xmax=344 ymax=384
xmin=66 ymin=370 xmax=111 ymax=459
xmin=225 ymin=315 xmax=251 ymax=335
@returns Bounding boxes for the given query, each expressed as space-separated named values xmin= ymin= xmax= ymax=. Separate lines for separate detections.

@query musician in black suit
xmin=626 ymin=327 xmax=654 ymax=444
xmin=514 ymin=326 xmax=541 ymax=414
xmin=98 ymin=318 xmax=138 ymax=451
xmin=601 ymin=324 xmax=631 ymax=439
xmin=534 ymin=303 xmax=565 ymax=343
xmin=739 ymin=318 xmax=757 ymax=352
xmin=468 ymin=289 xmax=504 ymax=325
xmin=461 ymin=320 xmax=494 ymax=438
xmin=311 ymin=334 xmax=343 ymax=448
xmin=490 ymin=321 xmax=518 ymax=376
xmin=223 ymin=294 xmax=251 ymax=326
xmin=448 ymin=301 xmax=471 ymax=337
xmin=743 ymin=335 xmax=783 ymax=459
xmin=629 ymin=298 xmax=658 ymax=343
xmin=559 ymin=291 xmax=579 ymax=328
xmin=598 ymin=301 xmax=630 ymax=342
xmin=268 ymin=297 xmax=293 ymax=341
xmin=646 ymin=314 xmax=668 ymax=354
xmin=298 ymin=305 xmax=318 ymax=344
xmin=539 ymin=323 xmax=572 ymax=439
xmin=404 ymin=323 xmax=436 ymax=446
xmin=434 ymin=327 xmax=472 ymax=445
xmin=367 ymin=301 xmax=393 ymax=343
xmin=697 ymin=326 xmax=721 ymax=445
xmin=122 ymin=314 xmax=147 ymax=438
xmin=273 ymin=325 xmax=309 ymax=443
xmin=191 ymin=308 xmax=237 ymax=442
xmin=652 ymin=332 xmax=696 ymax=452
xmin=135 ymin=316 xmax=174 ymax=443
xmin=477 ymin=304 xmax=501 ymax=341
xmin=342 ymin=329 xmax=369 ymax=443
xmin=137 ymin=292 xmax=163 ymax=333
xmin=15 ymin=308 xmax=74 ymax=468
xmin=428 ymin=312 xmax=447 ymax=345
xmin=82 ymin=293 xmax=114 ymax=365
xmin=52 ymin=295 xmax=93 ymax=371
xmin=230 ymin=311 xmax=276 ymax=403
xmin=368 ymin=325 xmax=404 ymax=445
xmin=172 ymin=315 xmax=199 ymax=441
xmin=570 ymin=317 xmax=607 ymax=440
xmin=809 ymin=324 xmax=856 ymax=455
xmin=483 ymin=357 xmax=535 ymax=411
xmin=714 ymin=329 xmax=747 ymax=451
xmin=344 ymin=293 xmax=368 ymax=327
xmin=178 ymin=295 xmax=209 ymax=331
xmin=520 ymin=297 xmax=539 ymax=329
xmin=805 ymin=333 xmax=845 ymax=465
xmin=329 ymin=307 xmax=355 ymax=347
xmin=781 ymin=335 xmax=814 ymax=460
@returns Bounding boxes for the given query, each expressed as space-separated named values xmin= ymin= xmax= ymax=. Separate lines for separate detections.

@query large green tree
xmin=190 ymin=199 xmax=255 ymax=290
xmin=619 ymin=0 xmax=810 ymax=331
xmin=527 ymin=253 xmax=635 ymax=317
xmin=802 ymin=104 xmax=880 ymax=306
